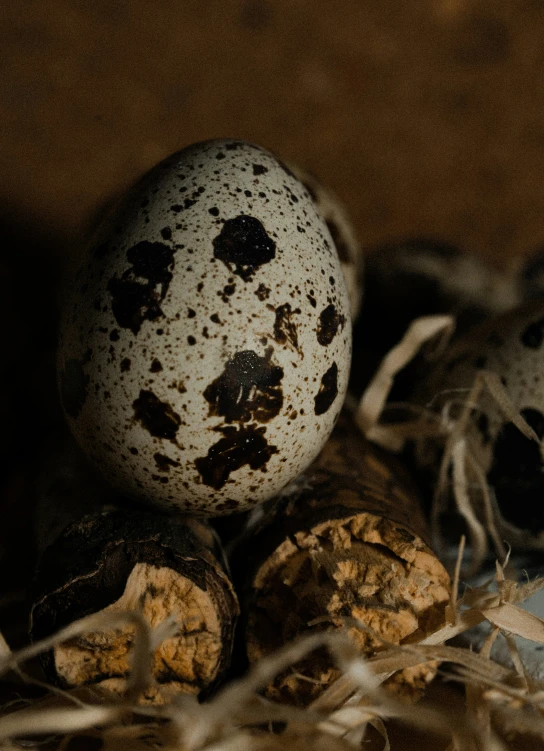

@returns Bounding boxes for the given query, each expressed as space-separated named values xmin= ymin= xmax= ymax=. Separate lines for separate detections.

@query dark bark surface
xmin=30 ymin=510 xmax=239 ymax=698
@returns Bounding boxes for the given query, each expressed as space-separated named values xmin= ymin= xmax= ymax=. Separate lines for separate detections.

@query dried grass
xmin=1 ymin=547 xmax=543 ymax=750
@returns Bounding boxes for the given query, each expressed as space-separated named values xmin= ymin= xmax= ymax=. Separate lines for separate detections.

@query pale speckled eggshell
xmin=412 ymin=299 xmax=544 ymax=543
xmin=288 ymin=163 xmax=364 ymax=320
xmin=58 ymin=139 xmax=352 ymax=515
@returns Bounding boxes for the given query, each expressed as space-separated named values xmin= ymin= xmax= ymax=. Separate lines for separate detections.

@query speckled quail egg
xmin=351 ymin=238 xmax=521 ymax=398
xmin=58 ymin=139 xmax=352 ymax=515
xmin=287 ymin=164 xmax=364 ymax=320
xmin=411 ymin=299 xmax=544 ymax=548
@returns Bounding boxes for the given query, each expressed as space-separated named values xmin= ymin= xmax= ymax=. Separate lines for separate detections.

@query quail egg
xmin=58 ymin=139 xmax=352 ymax=515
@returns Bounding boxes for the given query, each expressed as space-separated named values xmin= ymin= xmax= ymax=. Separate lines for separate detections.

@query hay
xmin=1 ymin=548 xmax=544 ymax=750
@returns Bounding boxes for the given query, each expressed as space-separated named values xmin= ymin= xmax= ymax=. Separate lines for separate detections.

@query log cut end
xmin=31 ymin=511 xmax=239 ymax=703
xmin=246 ymin=512 xmax=450 ymax=705
xmin=53 ymin=562 xmax=223 ymax=702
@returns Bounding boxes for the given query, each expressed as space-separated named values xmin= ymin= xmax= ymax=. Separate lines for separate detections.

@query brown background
xmin=3 ymin=0 xmax=544 ymax=265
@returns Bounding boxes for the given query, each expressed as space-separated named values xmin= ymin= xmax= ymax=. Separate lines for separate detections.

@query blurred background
xmin=2 ymin=0 xmax=544 ymax=633
xmin=4 ymin=0 xmax=544 ymax=261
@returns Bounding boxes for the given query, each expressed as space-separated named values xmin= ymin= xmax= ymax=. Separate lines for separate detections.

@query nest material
xmin=1 ymin=552 xmax=544 ymax=750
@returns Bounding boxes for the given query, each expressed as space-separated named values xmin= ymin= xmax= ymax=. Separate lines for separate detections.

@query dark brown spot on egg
xmin=203 ymin=347 xmax=283 ymax=423
xmin=133 ymin=390 xmax=181 ymax=441
xmin=273 ymin=303 xmax=299 ymax=351
xmin=154 ymin=452 xmax=181 ymax=472
xmin=171 ymin=198 xmax=197 ymax=213
xmin=521 ymin=315 xmax=544 ymax=348
xmin=60 ymin=358 xmax=90 ymax=418
xmin=255 ymin=283 xmax=270 ymax=301
xmin=314 ymin=362 xmax=338 ymax=415
xmin=150 ymin=359 xmax=163 ymax=373
xmin=252 ymin=164 xmax=267 ymax=175
xmin=317 ymin=304 xmax=345 ymax=346
xmin=213 ymin=215 xmax=276 ymax=282
xmin=194 ymin=424 xmax=277 ymax=489
xmin=107 ymin=241 xmax=175 ymax=335
xmin=120 ymin=357 xmax=131 ymax=372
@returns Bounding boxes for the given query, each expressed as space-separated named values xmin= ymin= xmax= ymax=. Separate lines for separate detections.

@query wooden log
xmin=30 ymin=437 xmax=239 ymax=704
xmin=238 ymin=411 xmax=451 ymax=705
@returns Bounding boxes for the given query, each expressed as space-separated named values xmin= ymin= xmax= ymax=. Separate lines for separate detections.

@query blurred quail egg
xmin=351 ymin=238 xmax=521 ymax=398
xmin=58 ymin=139 xmax=352 ymax=515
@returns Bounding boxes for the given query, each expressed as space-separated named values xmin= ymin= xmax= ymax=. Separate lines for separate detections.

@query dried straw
xmin=1 ymin=547 xmax=543 ymax=750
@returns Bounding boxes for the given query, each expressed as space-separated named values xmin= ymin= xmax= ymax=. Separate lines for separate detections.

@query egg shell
xmin=287 ymin=164 xmax=364 ymax=320
xmin=58 ymin=139 xmax=352 ymax=515
xmin=412 ymin=299 xmax=544 ymax=541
